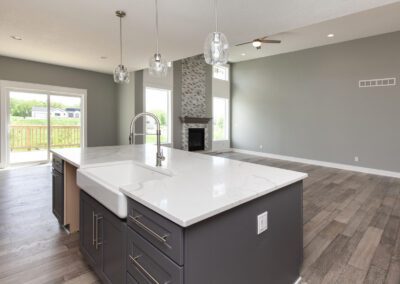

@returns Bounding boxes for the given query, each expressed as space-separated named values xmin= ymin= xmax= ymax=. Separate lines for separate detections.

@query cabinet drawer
xmin=127 ymin=198 xmax=183 ymax=265
xmin=127 ymin=227 xmax=183 ymax=284
xmin=127 ymin=272 xmax=138 ymax=284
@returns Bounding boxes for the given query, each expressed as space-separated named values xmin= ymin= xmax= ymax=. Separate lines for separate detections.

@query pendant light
xmin=114 ymin=10 xmax=130 ymax=84
xmin=204 ymin=0 xmax=229 ymax=65
xmin=149 ymin=0 xmax=168 ymax=78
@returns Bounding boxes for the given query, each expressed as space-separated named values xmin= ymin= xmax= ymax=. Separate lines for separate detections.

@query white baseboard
xmin=231 ymin=148 xmax=400 ymax=179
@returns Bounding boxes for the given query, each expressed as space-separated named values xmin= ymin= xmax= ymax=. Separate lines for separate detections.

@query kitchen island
xmin=52 ymin=145 xmax=307 ymax=284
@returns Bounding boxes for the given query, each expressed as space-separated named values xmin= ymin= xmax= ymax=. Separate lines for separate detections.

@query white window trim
xmin=0 ymin=80 xmax=87 ymax=168
xmin=212 ymin=97 xmax=230 ymax=142
xmin=143 ymin=84 xmax=173 ymax=147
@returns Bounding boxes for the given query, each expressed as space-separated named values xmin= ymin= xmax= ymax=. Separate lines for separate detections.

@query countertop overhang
xmin=52 ymin=145 xmax=308 ymax=227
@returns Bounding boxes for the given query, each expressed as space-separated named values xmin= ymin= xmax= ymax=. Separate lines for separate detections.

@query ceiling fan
xmin=236 ymin=36 xmax=281 ymax=50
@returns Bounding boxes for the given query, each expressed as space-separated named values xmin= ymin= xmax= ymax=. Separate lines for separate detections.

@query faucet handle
xmin=160 ymin=149 xmax=165 ymax=161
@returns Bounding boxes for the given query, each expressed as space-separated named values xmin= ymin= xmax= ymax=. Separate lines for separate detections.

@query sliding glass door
xmin=49 ymin=95 xmax=81 ymax=151
xmin=3 ymin=88 xmax=84 ymax=166
xmin=9 ymin=91 xmax=49 ymax=164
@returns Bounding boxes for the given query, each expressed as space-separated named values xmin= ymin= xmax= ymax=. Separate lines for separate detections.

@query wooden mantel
xmin=179 ymin=116 xmax=212 ymax=124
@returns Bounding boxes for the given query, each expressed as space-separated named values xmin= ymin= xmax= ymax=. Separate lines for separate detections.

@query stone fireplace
xmin=179 ymin=54 xmax=212 ymax=151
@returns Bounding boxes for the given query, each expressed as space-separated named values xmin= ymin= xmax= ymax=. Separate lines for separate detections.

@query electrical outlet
xmin=259 ymin=144 xmax=263 ymax=150
xmin=257 ymin=211 xmax=268 ymax=235
xmin=354 ymin=156 xmax=359 ymax=162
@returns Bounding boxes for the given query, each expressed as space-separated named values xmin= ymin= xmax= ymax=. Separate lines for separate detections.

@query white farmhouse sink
xmin=77 ymin=161 xmax=172 ymax=218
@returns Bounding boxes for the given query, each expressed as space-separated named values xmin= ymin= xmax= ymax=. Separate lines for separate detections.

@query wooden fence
xmin=10 ymin=125 xmax=80 ymax=151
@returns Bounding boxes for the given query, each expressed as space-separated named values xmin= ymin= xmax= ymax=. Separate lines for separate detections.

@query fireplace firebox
xmin=188 ymin=128 xmax=205 ymax=151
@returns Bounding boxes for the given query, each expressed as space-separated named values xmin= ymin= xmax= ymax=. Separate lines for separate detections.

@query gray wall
xmin=134 ymin=70 xmax=144 ymax=144
xmin=117 ymin=72 xmax=135 ymax=145
xmin=231 ymin=31 xmax=400 ymax=172
xmin=173 ymin=61 xmax=183 ymax=149
xmin=0 ymin=55 xmax=118 ymax=147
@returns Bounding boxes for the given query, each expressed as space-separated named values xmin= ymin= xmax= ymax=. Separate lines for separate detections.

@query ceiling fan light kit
xmin=252 ymin=40 xmax=262 ymax=49
xmin=237 ymin=36 xmax=282 ymax=50
xmin=204 ymin=0 xmax=229 ymax=65
xmin=114 ymin=10 xmax=130 ymax=84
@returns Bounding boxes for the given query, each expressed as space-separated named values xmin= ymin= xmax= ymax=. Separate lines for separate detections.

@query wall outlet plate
xmin=257 ymin=211 xmax=268 ymax=235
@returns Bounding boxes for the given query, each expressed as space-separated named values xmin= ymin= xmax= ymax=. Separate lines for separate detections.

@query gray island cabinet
xmin=80 ymin=181 xmax=303 ymax=284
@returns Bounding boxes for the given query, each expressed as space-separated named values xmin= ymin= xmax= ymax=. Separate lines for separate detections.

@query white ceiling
xmin=0 ymin=0 xmax=399 ymax=74
xmin=230 ymin=2 xmax=400 ymax=62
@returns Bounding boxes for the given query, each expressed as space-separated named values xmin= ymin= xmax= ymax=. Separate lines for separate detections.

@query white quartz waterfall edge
xmin=232 ymin=148 xmax=400 ymax=179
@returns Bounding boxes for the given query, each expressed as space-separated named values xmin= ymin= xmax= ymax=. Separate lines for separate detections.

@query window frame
xmin=212 ymin=97 xmax=230 ymax=141
xmin=213 ymin=65 xmax=229 ymax=81
xmin=144 ymin=86 xmax=173 ymax=146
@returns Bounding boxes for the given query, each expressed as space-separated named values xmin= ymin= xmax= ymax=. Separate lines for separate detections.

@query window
xmin=145 ymin=87 xmax=172 ymax=144
xmin=213 ymin=65 xmax=229 ymax=81
xmin=213 ymin=97 xmax=229 ymax=141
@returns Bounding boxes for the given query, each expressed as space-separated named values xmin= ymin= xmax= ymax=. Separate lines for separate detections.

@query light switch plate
xmin=257 ymin=211 xmax=268 ymax=235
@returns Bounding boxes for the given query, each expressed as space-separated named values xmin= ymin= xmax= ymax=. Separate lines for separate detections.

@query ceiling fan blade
xmin=235 ymin=41 xmax=253 ymax=46
xmin=260 ymin=39 xmax=281 ymax=43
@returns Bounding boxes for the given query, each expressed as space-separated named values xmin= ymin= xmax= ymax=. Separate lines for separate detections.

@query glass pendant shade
xmin=114 ymin=10 xmax=129 ymax=84
xmin=204 ymin=31 xmax=229 ymax=65
xmin=114 ymin=64 xmax=130 ymax=83
xmin=149 ymin=53 xmax=168 ymax=78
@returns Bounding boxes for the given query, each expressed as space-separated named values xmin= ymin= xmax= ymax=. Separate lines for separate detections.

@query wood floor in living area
xmin=0 ymin=152 xmax=399 ymax=283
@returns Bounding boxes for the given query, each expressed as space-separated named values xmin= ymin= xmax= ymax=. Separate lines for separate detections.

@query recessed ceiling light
xmin=10 ymin=35 xmax=22 ymax=41
xmin=327 ymin=33 xmax=335 ymax=38
xmin=100 ymin=56 xmax=108 ymax=60
xmin=241 ymin=53 xmax=246 ymax=56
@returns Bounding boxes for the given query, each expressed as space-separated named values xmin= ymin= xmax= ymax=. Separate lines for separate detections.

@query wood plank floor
xmin=0 ymin=165 xmax=98 ymax=284
xmin=214 ymin=151 xmax=400 ymax=284
xmin=0 ymin=152 xmax=399 ymax=283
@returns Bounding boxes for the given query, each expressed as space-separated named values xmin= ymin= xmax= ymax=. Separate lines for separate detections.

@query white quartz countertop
xmin=53 ymin=145 xmax=307 ymax=227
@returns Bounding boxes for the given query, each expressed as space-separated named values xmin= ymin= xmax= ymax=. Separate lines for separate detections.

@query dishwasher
xmin=52 ymin=156 xmax=64 ymax=225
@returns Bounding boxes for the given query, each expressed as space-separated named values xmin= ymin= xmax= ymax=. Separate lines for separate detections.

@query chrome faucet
xmin=129 ymin=112 xmax=165 ymax=167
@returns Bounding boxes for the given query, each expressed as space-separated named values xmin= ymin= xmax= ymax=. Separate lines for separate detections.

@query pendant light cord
xmin=214 ymin=0 xmax=218 ymax=32
xmin=155 ymin=0 xmax=160 ymax=54
xmin=119 ymin=16 xmax=123 ymax=65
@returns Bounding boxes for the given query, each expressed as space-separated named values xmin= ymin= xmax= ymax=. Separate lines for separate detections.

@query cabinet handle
xmin=129 ymin=215 xmax=168 ymax=243
xmin=95 ymin=215 xmax=103 ymax=250
xmin=92 ymin=211 xmax=96 ymax=246
xmin=129 ymin=255 xmax=160 ymax=284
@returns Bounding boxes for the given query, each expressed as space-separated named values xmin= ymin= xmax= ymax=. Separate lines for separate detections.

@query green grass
xmin=213 ymin=126 xmax=226 ymax=140
xmin=145 ymin=135 xmax=168 ymax=144
xmin=11 ymin=116 xmax=80 ymax=126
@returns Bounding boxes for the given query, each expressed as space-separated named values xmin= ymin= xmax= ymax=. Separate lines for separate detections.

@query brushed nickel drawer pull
xmin=95 ymin=215 xmax=103 ymax=250
xmin=129 ymin=215 xmax=168 ymax=243
xmin=129 ymin=255 xmax=160 ymax=284
xmin=92 ymin=211 xmax=96 ymax=246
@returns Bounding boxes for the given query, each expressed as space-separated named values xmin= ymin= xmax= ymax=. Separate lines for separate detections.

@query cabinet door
xmin=99 ymin=210 xmax=127 ymax=284
xmin=52 ymin=170 xmax=64 ymax=225
xmin=79 ymin=192 xmax=102 ymax=268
